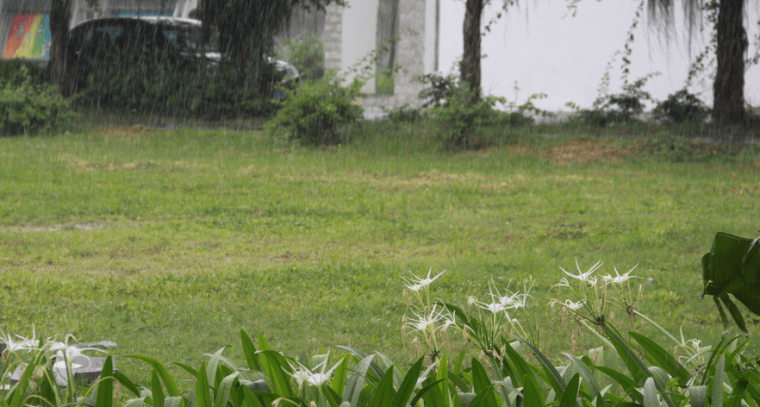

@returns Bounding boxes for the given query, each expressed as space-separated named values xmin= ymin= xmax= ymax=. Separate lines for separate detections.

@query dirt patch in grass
xmin=543 ymin=138 xmax=635 ymax=164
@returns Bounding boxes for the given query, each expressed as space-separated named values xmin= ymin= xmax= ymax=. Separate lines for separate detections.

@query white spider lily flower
xmin=440 ymin=312 xmax=457 ymax=331
xmin=562 ymin=299 xmax=587 ymax=311
xmin=405 ymin=305 xmax=446 ymax=331
xmin=403 ymin=269 xmax=446 ymax=292
xmin=478 ymin=302 xmax=507 ymax=314
xmin=1 ymin=332 xmax=38 ymax=352
xmin=307 ymin=373 xmax=331 ymax=386
xmin=602 ymin=265 xmax=641 ymax=285
xmin=290 ymin=369 xmax=311 ymax=388
xmin=560 ymin=260 xmax=603 ymax=285
xmin=288 ymin=354 xmax=340 ymax=388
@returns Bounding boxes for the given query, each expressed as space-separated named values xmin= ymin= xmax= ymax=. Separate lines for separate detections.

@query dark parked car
xmin=65 ymin=17 xmax=299 ymax=97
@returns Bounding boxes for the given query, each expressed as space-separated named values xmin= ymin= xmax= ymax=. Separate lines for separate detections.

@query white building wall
xmin=340 ymin=0 xmax=379 ymax=94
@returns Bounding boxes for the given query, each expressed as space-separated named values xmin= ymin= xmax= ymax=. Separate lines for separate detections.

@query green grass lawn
xmin=1 ymin=120 xmax=758 ymax=385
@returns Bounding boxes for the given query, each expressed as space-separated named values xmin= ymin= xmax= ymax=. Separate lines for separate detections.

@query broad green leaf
xmin=331 ymin=355 xmax=349 ymax=397
xmin=521 ymin=376 xmax=544 ymax=407
xmin=213 ymin=372 xmax=240 ymax=407
xmin=257 ymin=334 xmax=271 ymax=352
xmin=436 ymin=354 xmax=451 ymax=404
xmin=503 ymin=339 xmax=535 ymax=387
xmin=594 ymin=366 xmax=642 ymax=404
xmin=367 ymin=366 xmax=395 ymax=407
xmin=95 ymin=356 xmax=115 ymax=407
xmin=559 ymin=374 xmax=581 ymax=407
xmin=124 ymin=398 xmax=147 ymax=407
xmin=337 ymin=346 xmax=385 ymax=383
xmin=152 ymin=370 xmax=166 ymax=407
xmin=127 ymin=355 xmax=181 ymax=397
xmin=240 ymin=330 xmax=262 ymax=372
xmin=719 ymin=293 xmax=749 ymax=337
xmin=391 ymin=357 xmax=423 ymax=407
xmin=173 ymin=362 xmax=199 ymax=378
xmin=711 ymin=355 xmax=726 ymax=407
xmin=643 ymin=378 xmax=659 ymax=407
xmin=472 ymin=358 xmax=499 ymax=407
xmin=240 ymin=385 xmax=264 ymax=407
xmin=342 ymin=354 xmax=374 ymax=407
xmin=518 ymin=337 xmax=566 ymax=398
xmin=257 ymin=350 xmax=294 ymax=398
xmin=164 ymin=396 xmax=185 ymax=407
xmin=628 ymin=332 xmax=690 ymax=386
xmin=206 ymin=347 xmax=228 ymax=387
xmin=408 ymin=379 xmax=445 ymax=407
xmin=564 ymin=353 xmax=601 ymax=400
xmin=114 ymin=371 xmax=141 ymax=397
xmin=603 ymin=325 xmax=648 ymax=385
xmin=8 ymin=359 xmax=36 ymax=407
xmin=689 ymin=386 xmax=707 ymax=407
xmin=196 ymin=362 xmax=213 ymax=407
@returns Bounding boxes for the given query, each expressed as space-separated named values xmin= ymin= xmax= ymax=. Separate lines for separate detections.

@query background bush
xmin=653 ymin=89 xmax=711 ymax=124
xmin=278 ymin=33 xmax=325 ymax=82
xmin=266 ymin=74 xmax=364 ymax=145
xmin=0 ymin=65 xmax=74 ymax=135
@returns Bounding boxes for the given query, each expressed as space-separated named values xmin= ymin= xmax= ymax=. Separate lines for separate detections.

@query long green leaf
xmin=257 ymin=350 xmax=294 ymax=398
xmin=594 ymin=366 xmax=642 ymax=404
xmin=559 ymin=374 xmax=581 ymax=407
xmin=521 ymin=376 xmax=544 ymax=407
xmin=127 ymin=355 xmax=181 ymax=397
xmin=331 ymin=355 xmax=349 ymax=398
xmin=196 ymin=362 xmax=213 ymax=407
xmin=564 ymin=353 xmax=601 ymax=400
xmin=152 ymin=370 xmax=166 ymax=407
xmin=8 ymin=360 xmax=36 ymax=407
xmin=206 ymin=347 xmax=227 ymax=387
xmin=711 ymin=355 xmax=726 ymax=407
xmin=240 ymin=386 xmax=264 ymax=407
xmin=503 ymin=339 xmax=534 ymax=387
xmin=408 ymin=379 xmax=445 ymax=407
xmin=164 ymin=396 xmax=184 ymax=407
xmin=628 ymin=332 xmax=690 ymax=386
xmin=214 ymin=372 xmax=240 ymax=407
xmin=337 ymin=346 xmax=385 ymax=382
xmin=726 ymin=379 xmax=749 ymax=407
xmin=114 ymin=371 xmax=141 ymax=397
xmin=240 ymin=330 xmax=262 ymax=372
xmin=95 ymin=356 xmax=114 ymax=407
xmin=391 ymin=357 xmax=423 ymax=407
xmin=472 ymin=358 xmax=499 ymax=407
xmin=689 ymin=386 xmax=707 ymax=407
xmin=342 ymin=354 xmax=374 ymax=407
xmin=603 ymin=325 xmax=648 ymax=384
xmin=719 ymin=293 xmax=749 ymax=337
xmin=518 ymin=337 xmax=566 ymax=397
xmin=643 ymin=378 xmax=659 ymax=407
xmin=367 ymin=366 xmax=395 ymax=407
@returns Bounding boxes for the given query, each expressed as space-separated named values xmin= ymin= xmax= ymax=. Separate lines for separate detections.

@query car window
xmin=160 ymin=23 xmax=218 ymax=53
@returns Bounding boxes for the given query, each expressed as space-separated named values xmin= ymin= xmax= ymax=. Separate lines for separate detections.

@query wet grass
xmin=1 ymin=120 xmax=759 ymax=385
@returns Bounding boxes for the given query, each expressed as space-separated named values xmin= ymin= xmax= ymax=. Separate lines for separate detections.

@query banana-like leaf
xmin=702 ymin=233 xmax=760 ymax=335
xmin=127 ymin=355 xmax=181 ymax=397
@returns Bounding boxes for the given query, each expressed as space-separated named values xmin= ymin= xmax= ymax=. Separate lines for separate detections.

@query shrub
xmin=382 ymin=103 xmax=423 ymax=123
xmin=278 ymin=33 xmax=325 ymax=82
xmin=573 ymin=74 xmax=655 ymax=126
xmin=0 ymin=65 xmax=74 ymax=136
xmin=653 ymin=89 xmax=710 ymax=124
xmin=267 ymin=74 xmax=364 ymax=145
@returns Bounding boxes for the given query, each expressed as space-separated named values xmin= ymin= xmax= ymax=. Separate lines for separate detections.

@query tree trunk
xmin=460 ymin=0 xmax=483 ymax=104
xmin=49 ymin=0 xmax=71 ymax=95
xmin=713 ymin=0 xmax=746 ymax=126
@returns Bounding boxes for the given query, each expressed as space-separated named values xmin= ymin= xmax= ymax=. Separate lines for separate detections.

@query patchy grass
xmin=1 ymin=121 xmax=759 ymax=386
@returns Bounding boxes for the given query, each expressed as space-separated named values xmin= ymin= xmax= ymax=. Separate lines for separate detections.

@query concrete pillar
xmin=394 ymin=0 xmax=426 ymax=106
xmin=322 ymin=3 xmax=342 ymax=73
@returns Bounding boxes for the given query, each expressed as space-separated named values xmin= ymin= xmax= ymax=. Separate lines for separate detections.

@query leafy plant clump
xmin=267 ymin=74 xmax=364 ymax=145
xmin=279 ymin=33 xmax=325 ymax=82
xmin=0 ymin=65 xmax=75 ymax=136
xmin=653 ymin=89 xmax=711 ymax=124
xmin=572 ymin=74 xmax=656 ymax=126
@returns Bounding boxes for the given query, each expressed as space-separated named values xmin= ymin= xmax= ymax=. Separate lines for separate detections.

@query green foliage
xmin=279 ymin=33 xmax=325 ymax=81
xmin=653 ymin=90 xmax=711 ymax=124
xmin=267 ymin=74 xmax=364 ymax=145
xmin=572 ymin=74 xmax=657 ymax=126
xmin=0 ymin=65 xmax=74 ymax=136
xmin=381 ymin=103 xmax=423 ymax=123
xmin=701 ymin=232 xmax=760 ymax=336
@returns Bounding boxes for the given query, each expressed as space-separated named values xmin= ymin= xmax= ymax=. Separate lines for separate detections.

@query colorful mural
xmin=3 ymin=13 xmax=51 ymax=59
